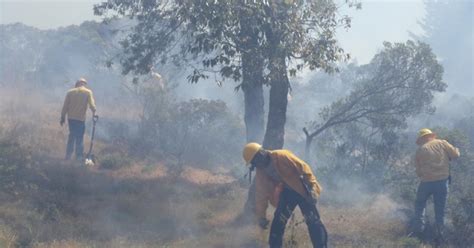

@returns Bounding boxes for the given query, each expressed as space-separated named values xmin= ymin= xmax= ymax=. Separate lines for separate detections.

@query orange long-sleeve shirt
xmin=255 ymin=150 xmax=322 ymax=220
xmin=61 ymin=86 xmax=96 ymax=122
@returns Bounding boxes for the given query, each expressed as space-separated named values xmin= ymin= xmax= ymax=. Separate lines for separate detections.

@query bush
xmin=99 ymin=152 xmax=132 ymax=169
xmin=136 ymin=86 xmax=244 ymax=168
xmin=0 ymin=135 xmax=34 ymax=195
xmin=395 ymin=237 xmax=421 ymax=248
xmin=434 ymin=128 xmax=474 ymax=246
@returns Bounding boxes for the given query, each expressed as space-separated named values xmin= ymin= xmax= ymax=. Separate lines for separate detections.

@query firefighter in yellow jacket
xmin=61 ymin=78 xmax=96 ymax=160
xmin=242 ymin=143 xmax=327 ymax=248
xmin=413 ymin=128 xmax=460 ymax=242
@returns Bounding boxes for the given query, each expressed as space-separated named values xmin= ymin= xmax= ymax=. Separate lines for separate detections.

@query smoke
xmin=1 ymin=2 xmax=472 ymax=246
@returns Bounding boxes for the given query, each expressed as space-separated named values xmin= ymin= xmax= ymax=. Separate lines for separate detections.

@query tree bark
xmin=236 ymin=4 xmax=266 ymax=225
xmin=242 ymin=52 xmax=265 ymax=143
xmin=262 ymin=53 xmax=289 ymax=150
xmin=239 ymin=4 xmax=266 ymax=143
xmin=239 ymin=47 xmax=265 ymax=226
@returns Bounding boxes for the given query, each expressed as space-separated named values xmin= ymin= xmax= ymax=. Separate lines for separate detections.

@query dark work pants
xmin=66 ymin=119 xmax=85 ymax=160
xmin=269 ymin=187 xmax=328 ymax=248
xmin=413 ymin=179 xmax=449 ymax=233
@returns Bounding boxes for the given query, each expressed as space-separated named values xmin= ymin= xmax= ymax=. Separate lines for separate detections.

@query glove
xmin=60 ymin=117 xmax=65 ymax=126
xmin=300 ymin=175 xmax=318 ymax=205
xmin=258 ymin=217 xmax=269 ymax=229
xmin=306 ymin=190 xmax=318 ymax=205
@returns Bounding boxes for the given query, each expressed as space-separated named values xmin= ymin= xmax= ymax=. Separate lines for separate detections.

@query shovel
xmin=85 ymin=114 xmax=99 ymax=166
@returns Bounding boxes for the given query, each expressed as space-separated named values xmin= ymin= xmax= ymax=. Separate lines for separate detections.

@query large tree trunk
xmin=238 ymin=9 xmax=289 ymax=226
xmin=238 ymin=3 xmax=266 ymax=143
xmin=234 ymin=5 xmax=266 ymax=225
xmin=241 ymin=52 xmax=265 ymax=143
xmin=239 ymin=41 xmax=265 ymax=225
xmin=262 ymin=53 xmax=289 ymax=150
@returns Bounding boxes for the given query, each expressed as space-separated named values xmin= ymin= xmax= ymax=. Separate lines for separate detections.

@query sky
xmin=0 ymin=0 xmax=426 ymax=64
xmin=338 ymin=0 xmax=425 ymax=64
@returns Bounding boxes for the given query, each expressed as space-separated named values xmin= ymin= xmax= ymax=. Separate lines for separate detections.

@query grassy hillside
xmin=0 ymin=88 xmax=428 ymax=248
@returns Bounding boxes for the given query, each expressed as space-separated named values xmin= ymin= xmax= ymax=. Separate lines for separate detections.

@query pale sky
xmin=338 ymin=0 xmax=425 ymax=64
xmin=0 ymin=0 xmax=426 ymax=64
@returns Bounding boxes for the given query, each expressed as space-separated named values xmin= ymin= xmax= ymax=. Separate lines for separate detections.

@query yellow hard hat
xmin=418 ymin=128 xmax=433 ymax=138
xmin=75 ymin=78 xmax=88 ymax=87
xmin=242 ymin=143 xmax=262 ymax=166
xmin=416 ymin=128 xmax=436 ymax=145
xmin=77 ymin=77 xmax=87 ymax=84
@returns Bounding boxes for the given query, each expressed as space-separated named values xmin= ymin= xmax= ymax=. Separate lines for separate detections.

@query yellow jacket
xmin=61 ymin=86 xmax=96 ymax=122
xmin=415 ymin=139 xmax=460 ymax=182
xmin=255 ymin=150 xmax=322 ymax=220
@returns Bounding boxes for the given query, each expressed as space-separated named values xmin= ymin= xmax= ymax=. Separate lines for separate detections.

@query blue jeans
xmin=66 ymin=119 xmax=85 ymax=160
xmin=269 ymin=187 xmax=328 ymax=248
xmin=413 ymin=179 xmax=449 ymax=233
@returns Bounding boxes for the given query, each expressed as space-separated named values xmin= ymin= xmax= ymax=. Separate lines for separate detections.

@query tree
xmin=95 ymin=0 xmax=267 ymax=143
xmin=0 ymin=22 xmax=119 ymax=93
xmin=247 ymin=0 xmax=353 ymax=149
xmin=95 ymin=0 xmax=354 ymax=222
xmin=303 ymin=41 xmax=446 ymax=161
xmin=414 ymin=0 xmax=473 ymax=94
xmin=94 ymin=0 xmax=353 ymax=148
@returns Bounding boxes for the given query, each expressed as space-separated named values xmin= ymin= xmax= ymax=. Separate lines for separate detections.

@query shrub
xmin=137 ymin=86 xmax=244 ymax=168
xmin=99 ymin=152 xmax=132 ymax=170
xmin=0 ymin=135 xmax=34 ymax=195
xmin=395 ymin=237 xmax=421 ymax=248
xmin=434 ymin=128 xmax=474 ymax=246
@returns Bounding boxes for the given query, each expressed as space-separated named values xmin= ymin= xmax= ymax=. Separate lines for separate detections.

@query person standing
xmin=60 ymin=78 xmax=97 ymax=160
xmin=242 ymin=143 xmax=327 ymax=248
xmin=413 ymin=128 xmax=460 ymax=243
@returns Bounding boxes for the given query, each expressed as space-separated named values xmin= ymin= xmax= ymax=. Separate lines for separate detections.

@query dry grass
xmin=0 ymin=87 xmax=420 ymax=248
xmin=0 ymin=225 xmax=17 ymax=248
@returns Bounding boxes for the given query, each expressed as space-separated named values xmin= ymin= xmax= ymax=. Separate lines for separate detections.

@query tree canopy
xmin=95 ymin=0 xmax=351 ymax=80
xmin=303 ymin=41 xmax=446 ymax=159
xmin=414 ymin=0 xmax=473 ymax=93
xmin=95 ymin=0 xmax=354 ymax=149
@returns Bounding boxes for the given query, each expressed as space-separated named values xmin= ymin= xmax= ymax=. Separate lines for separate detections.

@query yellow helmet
xmin=418 ymin=128 xmax=433 ymax=138
xmin=416 ymin=128 xmax=436 ymax=145
xmin=242 ymin=143 xmax=262 ymax=166
xmin=75 ymin=77 xmax=88 ymax=87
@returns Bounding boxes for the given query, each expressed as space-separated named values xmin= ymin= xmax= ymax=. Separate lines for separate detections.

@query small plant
xmin=99 ymin=152 xmax=132 ymax=169
xmin=396 ymin=237 xmax=421 ymax=248
xmin=0 ymin=225 xmax=17 ymax=248
xmin=0 ymin=136 xmax=34 ymax=195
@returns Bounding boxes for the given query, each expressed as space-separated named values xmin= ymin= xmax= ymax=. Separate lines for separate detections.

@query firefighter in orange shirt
xmin=242 ymin=143 xmax=327 ymax=248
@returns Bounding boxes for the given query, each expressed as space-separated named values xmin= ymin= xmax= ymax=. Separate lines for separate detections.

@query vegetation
xmin=94 ymin=0 xmax=355 ymax=149
xmin=415 ymin=0 xmax=473 ymax=93
xmin=0 ymin=0 xmax=472 ymax=247
xmin=0 ymin=131 xmax=34 ymax=196
xmin=132 ymin=84 xmax=245 ymax=168
xmin=437 ymin=128 xmax=474 ymax=245
xmin=304 ymin=40 xmax=446 ymax=160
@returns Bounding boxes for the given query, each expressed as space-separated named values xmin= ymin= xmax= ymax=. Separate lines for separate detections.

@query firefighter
xmin=60 ymin=78 xmax=97 ymax=160
xmin=413 ymin=128 xmax=460 ymax=243
xmin=242 ymin=143 xmax=327 ymax=248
